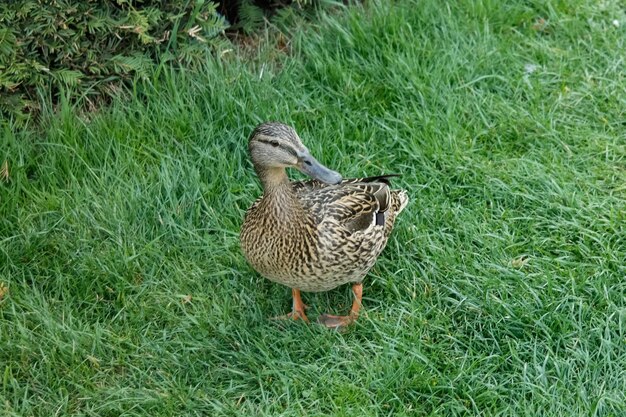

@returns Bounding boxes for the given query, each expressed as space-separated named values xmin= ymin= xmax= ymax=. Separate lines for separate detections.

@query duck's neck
xmin=258 ymin=167 xmax=290 ymax=192
xmin=257 ymin=167 xmax=304 ymax=222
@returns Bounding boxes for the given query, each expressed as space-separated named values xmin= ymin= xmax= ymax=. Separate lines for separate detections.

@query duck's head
xmin=248 ymin=122 xmax=342 ymax=185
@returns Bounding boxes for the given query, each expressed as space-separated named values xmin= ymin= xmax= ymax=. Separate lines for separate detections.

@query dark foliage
xmin=0 ymin=0 xmax=228 ymax=123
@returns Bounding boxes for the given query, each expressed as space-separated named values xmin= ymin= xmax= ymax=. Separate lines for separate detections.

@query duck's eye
xmin=269 ymin=141 xmax=280 ymax=147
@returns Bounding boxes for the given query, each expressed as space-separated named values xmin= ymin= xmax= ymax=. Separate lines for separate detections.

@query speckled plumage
xmin=240 ymin=123 xmax=408 ymax=294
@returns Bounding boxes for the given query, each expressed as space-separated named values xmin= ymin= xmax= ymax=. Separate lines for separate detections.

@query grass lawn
xmin=2 ymin=0 xmax=625 ymax=415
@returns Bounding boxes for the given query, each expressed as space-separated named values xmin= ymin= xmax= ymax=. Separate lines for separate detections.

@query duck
xmin=240 ymin=122 xmax=408 ymax=328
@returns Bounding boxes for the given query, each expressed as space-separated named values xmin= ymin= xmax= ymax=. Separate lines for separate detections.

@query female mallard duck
xmin=240 ymin=122 xmax=408 ymax=328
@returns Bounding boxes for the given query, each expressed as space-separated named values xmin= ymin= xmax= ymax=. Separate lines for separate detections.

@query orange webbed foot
xmin=317 ymin=312 xmax=357 ymax=328
xmin=318 ymin=283 xmax=363 ymax=329
xmin=271 ymin=288 xmax=310 ymax=323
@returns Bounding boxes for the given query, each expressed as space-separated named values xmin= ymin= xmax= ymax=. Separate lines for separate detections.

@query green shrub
xmin=0 ymin=0 xmax=228 ymax=124
xmin=234 ymin=0 xmax=326 ymax=34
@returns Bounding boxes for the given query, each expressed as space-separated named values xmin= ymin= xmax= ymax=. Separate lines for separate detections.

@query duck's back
xmin=295 ymin=175 xmax=408 ymax=235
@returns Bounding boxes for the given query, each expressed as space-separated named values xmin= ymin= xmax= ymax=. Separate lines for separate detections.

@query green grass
xmin=2 ymin=0 xmax=625 ymax=415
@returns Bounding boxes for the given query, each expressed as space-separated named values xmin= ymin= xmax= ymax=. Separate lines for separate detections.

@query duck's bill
xmin=298 ymin=154 xmax=342 ymax=184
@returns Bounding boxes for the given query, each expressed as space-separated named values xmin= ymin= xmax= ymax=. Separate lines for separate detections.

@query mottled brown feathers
xmin=240 ymin=124 xmax=408 ymax=293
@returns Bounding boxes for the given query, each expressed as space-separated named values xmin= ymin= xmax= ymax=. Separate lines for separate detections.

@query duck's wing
xmin=293 ymin=175 xmax=398 ymax=234
xmin=292 ymin=174 xmax=399 ymax=193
